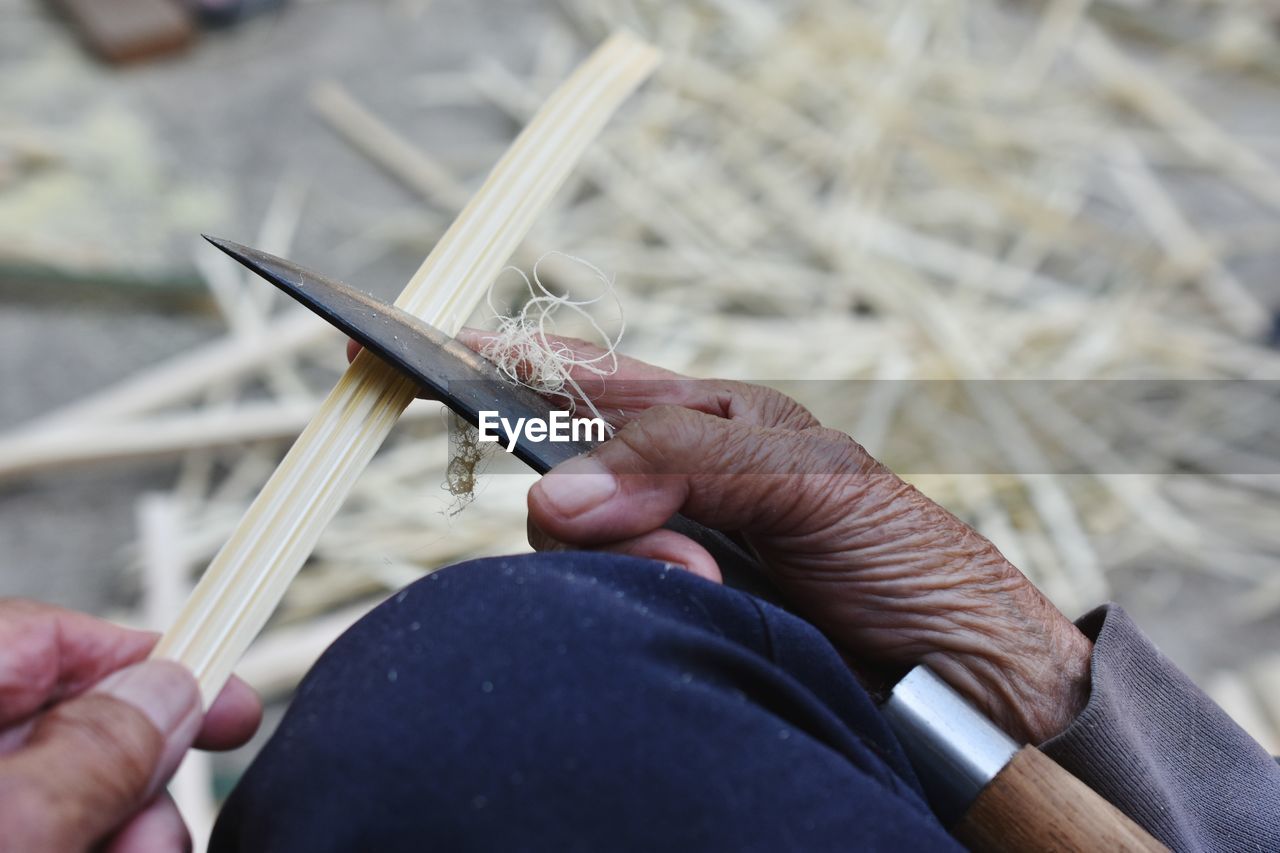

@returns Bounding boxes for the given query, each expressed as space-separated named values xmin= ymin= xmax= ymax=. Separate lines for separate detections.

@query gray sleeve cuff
xmin=1040 ymin=603 xmax=1280 ymax=851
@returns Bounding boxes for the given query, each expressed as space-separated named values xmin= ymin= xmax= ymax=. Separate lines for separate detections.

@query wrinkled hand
xmin=453 ymin=330 xmax=1092 ymax=745
xmin=0 ymin=599 xmax=262 ymax=853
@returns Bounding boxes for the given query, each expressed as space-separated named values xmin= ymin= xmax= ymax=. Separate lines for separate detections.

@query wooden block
xmin=48 ymin=0 xmax=195 ymax=64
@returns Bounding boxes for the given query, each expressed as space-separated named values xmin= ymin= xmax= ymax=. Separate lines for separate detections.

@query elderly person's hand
xmin=0 ymin=599 xmax=261 ymax=853
xmin=455 ymin=330 xmax=1093 ymax=747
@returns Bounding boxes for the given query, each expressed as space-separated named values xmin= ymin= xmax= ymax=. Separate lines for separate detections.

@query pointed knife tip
xmin=202 ymin=234 xmax=256 ymax=259
xmin=201 ymin=234 xmax=236 ymax=255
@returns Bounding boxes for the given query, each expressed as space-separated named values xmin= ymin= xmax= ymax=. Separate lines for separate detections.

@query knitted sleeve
xmin=1041 ymin=604 xmax=1280 ymax=851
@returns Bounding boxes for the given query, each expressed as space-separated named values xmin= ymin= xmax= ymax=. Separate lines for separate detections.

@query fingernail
xmin=457 ymin=327 xmax=496 ymax=347
xmin=94 ymin=661 xmax=199 ymax=736
xmin=535 ymin=456 xmax=618 ymax=517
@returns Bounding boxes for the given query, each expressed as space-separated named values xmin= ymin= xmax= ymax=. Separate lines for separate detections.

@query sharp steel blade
xmin=202 ymin=235 xmax=590 ymax=472
xmin=203 ymin=236 xmax=779 ymax=603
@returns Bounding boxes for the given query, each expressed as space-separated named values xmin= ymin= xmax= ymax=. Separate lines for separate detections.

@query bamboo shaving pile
xmin=1 ymin=0 xmax=1279 ymax=733
xmin=435 ymin=0 xmax=1280 ymax=618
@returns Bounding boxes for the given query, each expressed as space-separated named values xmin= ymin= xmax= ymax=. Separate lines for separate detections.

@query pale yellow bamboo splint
xmin=152 ymin=31 xmax=660 ymax=705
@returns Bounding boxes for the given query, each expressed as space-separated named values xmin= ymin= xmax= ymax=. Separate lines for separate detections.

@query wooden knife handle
xmin=953 ymin=746 xmax=1167 ymax=852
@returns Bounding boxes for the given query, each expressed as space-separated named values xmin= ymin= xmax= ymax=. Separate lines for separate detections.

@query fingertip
xmin=455 ymin=327 xmax=494 ymax=350
xmin=526 ymin=518 xmax=567 ymax=553
xmin=676 ymin=552 xmax=723 ymax=585
xmin=346 ymin=338 xmax=362 ymax=363
xmin=196 ymin=676 xmax=262 ymax=751
xmin=604 ymin=530 xmax=723 ymax=584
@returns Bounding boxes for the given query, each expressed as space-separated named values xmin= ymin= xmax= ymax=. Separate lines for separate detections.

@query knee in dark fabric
xmin=209 ymin=552 xmax=958 ymax=853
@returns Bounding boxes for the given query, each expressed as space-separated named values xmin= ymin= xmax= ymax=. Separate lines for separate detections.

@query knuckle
xmin=742 ymin=383 xmax=819 ymax=430
xmin=619 ymin=406 xmax=784 ymax=480
xmin=777 ymin=398 xmax=820 ymax=430
xmin=615 ymin=406 xmax=711 ymax=467
xmin=644 ymin=403 xmax=702 ymax=424
xmin=0 ymin=624 xmax=58 ymax=718
xmin=808 ymin=427 xmax=882 ymax=475
xmin=704 ymin=381 xmax=818 ymax=430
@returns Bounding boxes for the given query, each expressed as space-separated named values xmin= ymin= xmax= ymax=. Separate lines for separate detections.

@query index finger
xmin=0 ymin=600 xmax=156 ymax=727
xmin=455 ymin=329 xmax=819 ymax=431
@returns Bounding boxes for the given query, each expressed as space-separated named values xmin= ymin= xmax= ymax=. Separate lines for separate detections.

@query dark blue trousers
xmin=210 ymin=553 xmax=961 ymax=851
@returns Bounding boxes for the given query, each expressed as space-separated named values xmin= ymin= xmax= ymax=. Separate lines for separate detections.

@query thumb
xmin=0 ymin=660 xmax=201 ymax=853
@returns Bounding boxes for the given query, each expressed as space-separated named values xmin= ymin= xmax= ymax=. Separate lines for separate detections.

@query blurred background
xmin=2 ymin=0 xmax=1280 ymax=841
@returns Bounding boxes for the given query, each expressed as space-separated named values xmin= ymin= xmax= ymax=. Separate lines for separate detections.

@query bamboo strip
xmin=310 ymin=82 xmax=472 ymax=212
xmin=0 ymin=398 xmax=445 ymax=482
xmin=1108 ymin=137 xmax=1268 ymax=337
xmin=152 ymin=32 xmax=659 ymax=704
xmin=309 ymin=82 xmax=603 ymax=295
xmin=174 ymin=188 xmax=313 ymax=504
xmin=15 ymin=310 xmax=332 ymax=433
xmin=138 ymin=495 xmax=216 ymax=853
xmin=1075 ymin=23 xmax=1280 ymax=211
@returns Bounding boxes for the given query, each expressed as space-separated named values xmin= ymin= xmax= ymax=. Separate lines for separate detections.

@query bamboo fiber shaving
xmin=481 ymin=251 xmax=625 ymax=425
